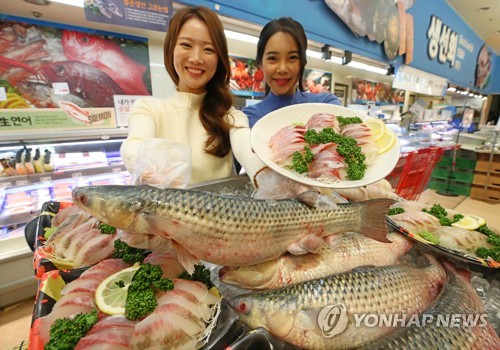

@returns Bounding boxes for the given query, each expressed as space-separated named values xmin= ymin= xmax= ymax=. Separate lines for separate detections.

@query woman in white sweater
xmin=120 ymin=6 xmax=262 ymax=186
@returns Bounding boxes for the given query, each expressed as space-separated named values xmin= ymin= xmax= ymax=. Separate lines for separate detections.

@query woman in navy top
xmin=243 ymin=17 xmax=341 ymax=127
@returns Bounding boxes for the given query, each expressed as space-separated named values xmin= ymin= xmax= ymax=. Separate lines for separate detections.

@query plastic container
xmin=228 ymin=327 xmax=301 ymax=350
xmin=393 ymin=146 xmax=445 ymax=200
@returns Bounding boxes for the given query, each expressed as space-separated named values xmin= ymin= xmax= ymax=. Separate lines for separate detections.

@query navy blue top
xmin=243 ymin=90 xmax=342 ymax=128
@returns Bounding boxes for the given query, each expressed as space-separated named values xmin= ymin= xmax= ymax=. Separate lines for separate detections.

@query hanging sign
xmin=426 ymin=15 xmax=474 ymax=73
xmin=84 ymin=0 xmax=173 ymax=32
xmin=0 ymin=108 xmax=117 ymax=132
xmin=113 ymin=95 xmax=144 ymax=127
xmin=393 ymin=64 xmax=448 ymax=97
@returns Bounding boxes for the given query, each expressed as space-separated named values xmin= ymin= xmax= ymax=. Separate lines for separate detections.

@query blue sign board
xmin=85 ymin=0 xmax=173 ymax=32
xmin=178 ymin=0 xmax=499 ymax=94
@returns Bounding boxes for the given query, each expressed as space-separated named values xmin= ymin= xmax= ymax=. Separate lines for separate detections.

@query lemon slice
xmin=364 ymin=118 xmax=387 ymax=142
xmin=95 ymin=265 xmax=140 ymax=315
xmin=451 ymin=215 xmax=486 ymax=230
xmin=375 ymin=130 xmax=396 ymax=154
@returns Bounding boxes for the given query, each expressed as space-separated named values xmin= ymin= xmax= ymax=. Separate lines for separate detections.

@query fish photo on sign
xmin=323 ymin=0 xmax=416 ymax=60
xmin=0 ymin=19 xmax=151 ymax=109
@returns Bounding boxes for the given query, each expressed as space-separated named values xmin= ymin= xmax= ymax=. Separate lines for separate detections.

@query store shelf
xmin=0 ymin=128 xmax=129 ymax=145
xmin=0 ymin=164 xmax=126 ymax=190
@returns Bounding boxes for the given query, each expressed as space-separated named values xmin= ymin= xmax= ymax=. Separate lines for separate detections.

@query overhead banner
xmin=393 ymin=63 xmax=447 ymax=96
xmin=84 ymin=0 xmax=173 ymax=32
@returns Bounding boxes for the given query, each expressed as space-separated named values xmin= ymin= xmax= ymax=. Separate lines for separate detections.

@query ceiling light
xmin=306 ymin=49 xmax=322 ymax=59
xmin=321 ymin=45 xmax=331 ymax=60
xmin=447 ymin=87 xmax=456 ymax=92
xmin=348 ymin=60 xmax=388 ymax=75
xmin=477 ymin=7 xmax=490 ymax=12
xmin=50 ymin=0 xmax=84 ymax=6
xmin=224 ymin=30 xmax=258 ymax=44
xmin=342 ymin=50 xmax=352 ymax=65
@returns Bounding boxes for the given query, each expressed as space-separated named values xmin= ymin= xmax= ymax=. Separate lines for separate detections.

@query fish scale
xmin=232 ymin=255 xmax=447 ymax=349
xmin=363 ymin=267 xmax=500 ymax=350
xmin=72 ymin=185 xmax=393 ymax=268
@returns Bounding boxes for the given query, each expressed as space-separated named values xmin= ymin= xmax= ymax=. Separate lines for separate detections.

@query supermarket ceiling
xmin=2 ymin=0 xmax=500 ymax=55
xmin=446 ymin=0 xmax=500 ymax=55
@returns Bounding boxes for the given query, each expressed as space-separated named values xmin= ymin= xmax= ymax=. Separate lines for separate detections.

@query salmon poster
xmin=0 ymin=18 xmax=151 ymax=109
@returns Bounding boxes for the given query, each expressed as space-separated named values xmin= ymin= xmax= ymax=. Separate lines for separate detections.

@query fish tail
xmin=359 ymin=199 xmax=395 ymax=243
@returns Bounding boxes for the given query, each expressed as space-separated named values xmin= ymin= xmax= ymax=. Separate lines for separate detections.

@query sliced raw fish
xmin=143 ymin=251 xmax=185 ymax=278
xmin=306 ymin=113 xmax=340 ymax=132
xmin=51 ymin=205 xmax=89 ymax=227
xmin=390 ymin=210 xmax=442 ymax=233
xmin=431 ymin=226 xmax=492 ymax=253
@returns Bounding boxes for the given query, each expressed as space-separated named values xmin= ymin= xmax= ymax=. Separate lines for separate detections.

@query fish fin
xmin=266 ymin=309 xmax=297 ymax=338
xmin=287 ymin=241 xmax=309 ymax=255
xmin=296 ymin=191 xmax=318 ymax=207
xmin=358 ymin=199 xmax=395 ymax=243
xmin=172 ymin=240 xmax=199 ymax=275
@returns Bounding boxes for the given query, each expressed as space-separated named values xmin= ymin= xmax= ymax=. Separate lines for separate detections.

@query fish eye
xmin=54 ymin=65 xmax=65 ymax=76
xmin=81 ymin=36 xmax=89 ymax=43
xmin=237 ymin=301 xmax=249 ymax=314
xmin=75 ymin=193 xmax=87 ymax=204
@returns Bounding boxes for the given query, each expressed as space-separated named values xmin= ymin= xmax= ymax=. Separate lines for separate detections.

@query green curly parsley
xmin=290 ymin=127 xmax=367 ymax=180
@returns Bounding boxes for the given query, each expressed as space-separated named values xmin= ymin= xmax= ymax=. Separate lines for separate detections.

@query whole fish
xmin=39 ymin=60 xmax=124 ymax=107
xmin=230 ymin=254 xmax=446 ymax=349
xmin=219 ymin=232 xmax=413 ymax=290
xmin=61 ymin=30 xmax=149 ymax=95
xmin=362 ymin=263 xmax=500 ymax=349
xmin=72 ymin=185 xmax=394 ymax=273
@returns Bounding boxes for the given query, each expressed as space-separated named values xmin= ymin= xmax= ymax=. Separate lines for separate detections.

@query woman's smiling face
xmin=261 ymin=31 xmax=301 ymax=96
xmin=174 ymin=18 xmax=218 ymax=94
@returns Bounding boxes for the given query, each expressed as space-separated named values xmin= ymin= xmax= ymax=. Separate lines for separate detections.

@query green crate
xmin=443 ymin=149 xmax=477 ymax=161
xmin=438 ymin=157 xmax=476 ymax=169
xmin=429 ymin=179 xmax=449 ymax=191
xmin=431 ymin=166 xmax=474 ymax=183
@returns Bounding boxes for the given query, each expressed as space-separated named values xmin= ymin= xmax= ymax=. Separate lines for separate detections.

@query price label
xmin=0 ymin=87 xmax=6 ymax=101
xmin=16 ymin=180 xmax=29 ymax=186
xmin=71 ymin=172 xmax=83 ymax=178
xmin=40 ymin=176 xmax=52 ymax=183
xmin=52 ymin=82 xmax=70 ymax=95
xmin=0 ymin=181 xmax=12 ymax=188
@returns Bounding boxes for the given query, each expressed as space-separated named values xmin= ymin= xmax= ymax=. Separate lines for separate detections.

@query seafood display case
xmin=0 ymin=129 xmax=129 ymax=308
xmin=0 ymin=128 xmax=130 ymax=239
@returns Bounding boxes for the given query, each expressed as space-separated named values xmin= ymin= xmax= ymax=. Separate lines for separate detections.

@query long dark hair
xmin=256 ymin=17 xmax=308 ymax=96
xmin=164 ymin=6 xmax=233 ymax=157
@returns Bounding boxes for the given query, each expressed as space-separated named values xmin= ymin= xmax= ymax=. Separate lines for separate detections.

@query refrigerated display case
xmin=0 ymin=128 xmax=130 ymax=308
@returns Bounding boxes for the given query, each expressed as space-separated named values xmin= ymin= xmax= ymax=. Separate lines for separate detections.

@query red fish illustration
xmin=61 ymin=30 xmax=150 ymax=95
xmin=40 ymin=61 xmax=124 ymax=107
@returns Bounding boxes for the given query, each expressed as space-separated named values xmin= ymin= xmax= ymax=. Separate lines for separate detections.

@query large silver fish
xmin=219 ymin=232 xmax=413 ymax=290
xmin=72 ymin=185 xmax=394 ymax=273
xmin=230 ymin=254 xmax=446 ymax=349
xmin=363 ymin=263 xmax=500 ymax=349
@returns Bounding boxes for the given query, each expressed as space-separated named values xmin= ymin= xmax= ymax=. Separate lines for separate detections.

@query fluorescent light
xmin=306 ymin=49 xmax=322 ymax=59
xmin=51 ymin=0 xmax=84 ymax=7
xmin=224 ymin=30 xmax=258 ymax=44
xmin=447 ymin=87 xmax=456 ymax=92
xmin=347 ymin=60 xmax=388 ymax=75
